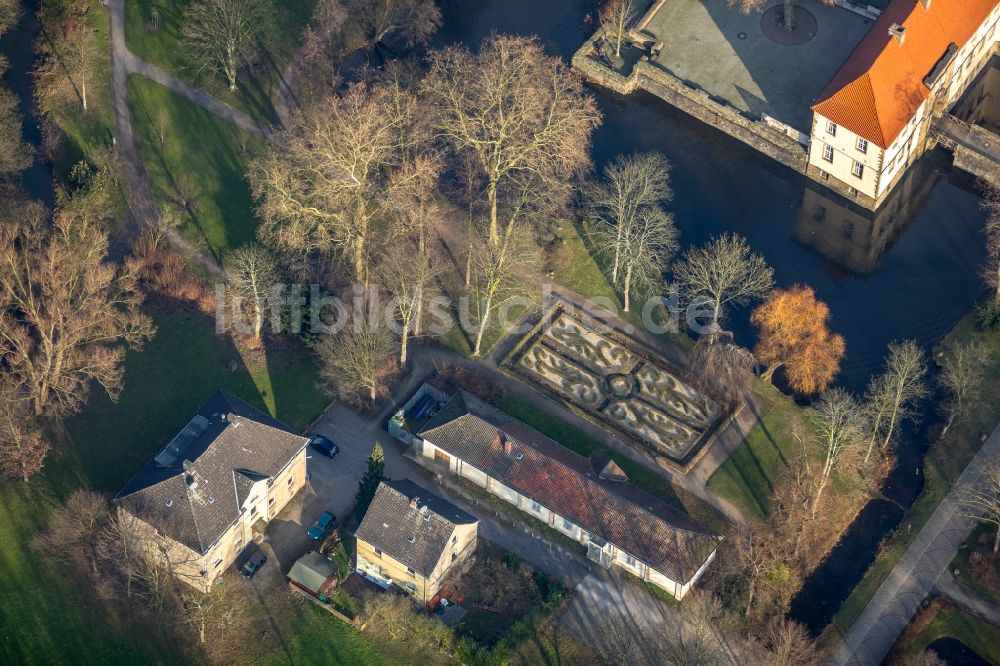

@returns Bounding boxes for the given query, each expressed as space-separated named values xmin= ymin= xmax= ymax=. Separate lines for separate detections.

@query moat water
xmin=435 ymin=0 xmax=991 ymax=633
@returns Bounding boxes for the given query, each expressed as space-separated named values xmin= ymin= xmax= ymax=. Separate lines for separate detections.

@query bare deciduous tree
xmin=862 ymin=340 xmax=927 ymax=464
xmin=0 ymin=0 xmax=20 ymax=36
xmin=811 ymin=388 xmax=864 ymax=515
xmin=601 ymin=0 xmax=636 ymax=59
xmin=0 ymin=378 xmax=49 ymax=481
xmin=0 ymin=203 xmax=153 ymax=417
xmin=316 ymin=300 xmax=396 ymax=403
xmin=180 ymin=582 xmax=246 ymax=644
xmin=0 ymin=84 xmax=31 ymax=179
xmin=181 ymin=0 xmax=271 ymax=92
xmin=758 ymin=617 xmax=818 ymax=666
xmin=425 ymin=34 xmax=601 ymax=248
xmin=594 ymin=207 xmax=678 ymax=312
xmin=672 ymin=232 xmax=774 ymax=329
xmin=656 ymin=592 xmax=729 ymax=665
xmin=225 ymin=244 xmax=278 ymax=346
xmin=468 ymin=226 xmax=540 ymax=357
xmin=251 ymin=83 xmax=421 ymax=286
xmin=938 ymin=339 xmax=990 ymax=435
xmin=379 ymin=240 xmax=441 ymax=365
xmin=584 ymin=152 xmax=672 ymax=284
xmin=32 ymin=489 xmax=109 ymax=574
xmin=688 ymin=333 xmax=755 ymax=409
xmin=957 ymin=458 xmax=1000 ymax=553
xmin=348 ymin=0 xmax=441 ymax=48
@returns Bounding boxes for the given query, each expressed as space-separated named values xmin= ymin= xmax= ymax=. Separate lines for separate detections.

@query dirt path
xmin=105 ymin=0 xmax=270 ymax=266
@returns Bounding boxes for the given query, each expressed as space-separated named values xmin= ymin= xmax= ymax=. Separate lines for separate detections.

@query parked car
xmin=307 ymin=511 xmax=336 ymax=540
xmin=308 ymin=435 xmax=338 ymax=458
xmin=242 ymin=552 xmax=267 ymax=579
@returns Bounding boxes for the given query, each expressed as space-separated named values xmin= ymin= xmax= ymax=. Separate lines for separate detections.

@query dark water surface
xmin=434 ymin=0 xmax=990 ymax=633
xmin=1 ymin=0 xmax=53 ymax=206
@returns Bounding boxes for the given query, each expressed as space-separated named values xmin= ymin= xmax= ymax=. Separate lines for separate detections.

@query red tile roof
xmin=419 ymin=392 xmax=720 ymax=583
xmin=812 ymin=0 xmax=998 ymax=148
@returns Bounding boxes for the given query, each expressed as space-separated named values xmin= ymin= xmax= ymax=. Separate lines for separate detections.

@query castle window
xmin=826 ymin=121 xmax=837 ymax=136
xmin=856 ymin=138 xmax=868 ymax=153
xmin=822 ymin=144 xmax=833 ymax=162
xmin=852 ymin=161 xmax=864 ymax=178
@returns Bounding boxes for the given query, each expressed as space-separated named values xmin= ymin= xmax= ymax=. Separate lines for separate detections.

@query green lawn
xmin=833 ymin=315 xmax=1000 ymax=633
xmin=0 ymin=304 xmax=329 ymax=665
xmin=909 ymin=606 xmax=1000 ymax=664
xmin=497 ymin=394 xmax=728 ymax=532
xmin=951 ymin=523 xmax=1000 ymax=607
xmin=258 ymin=598 xmax=407 ymax=666
xmin=124 ymin=0 xmax=316 ymax=124
xmin=127 ymin=75 xmax=265 ymax=259
xmin=706 ymin=384 xmax=812 ymax=522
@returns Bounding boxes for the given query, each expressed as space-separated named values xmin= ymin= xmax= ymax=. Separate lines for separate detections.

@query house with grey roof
xmin=355 ymin=479 xmax=478 ymax=604
xmin=415 ymin=391 xmax=721 ymax=599
xmin=114 ymin=391 xmax=309 ymax=592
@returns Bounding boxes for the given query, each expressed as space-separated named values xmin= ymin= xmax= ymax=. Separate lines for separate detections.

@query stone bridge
xmin=930 ymin=114 xmax=1000 ymax=188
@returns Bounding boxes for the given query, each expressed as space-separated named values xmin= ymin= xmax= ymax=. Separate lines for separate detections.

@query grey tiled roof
xmin=114 ymin=391 xmax=308 ymax=555
xmin=419 ymin=391 xmax=720 ymax=583
xmin=355 ymin=479 xmax=477 ymax=579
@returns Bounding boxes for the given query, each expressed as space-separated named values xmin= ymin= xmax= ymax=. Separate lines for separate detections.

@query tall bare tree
xmin=811 ymin=388 xmax=864 ymax=515
xmin=251 ymin=83 xmax=422 ymax=286
xmin=31 ymin=489 xmax=108 ymax=574
xmin=0 ymin=0 xmax=20 ymax=36
xmin=180 ymin=582 xmax=246 ymax=644
xmin=379 ymin=240 xmax=441 ymax=365
xmin=0 ymin=203 xmax=153 ymax=417
xmin=594 ymin=207 xmax=678 ymax=312
xmin=757 ymin=617 xmax=818 ymax=666
xmin=688 ymin=333 xmax=755 ymax=409
xmin=34 ymin=1 xmax=98 ymax=114
xmin=316 ymin=299 xmax=395 ymax=403
xmin=980 ymin=185 xmax=1000 ymax=327
xmin=181 ymin=0 xmax=271 ymax=92
xmin=938 ymin=339 xmax=990 ymax=435
xmin=0 ymin=378 xmax=49 ymax=481
xmin=225 ymin=244 xmax=278 ymax=346
xmin=348 ymin=0 xmax=441 ymax=49
xmin=728 ymin=0 xmax=832 ymax=34
xmin=957 ymin=458 xmax=1000 ymax=553
xmin=585 ymin=152 xmax=673 ymax=283
xmin=862 ymin=340 xmax=927 ymax=464
xmin=0 ymin=79 xmax=31 ymax=178
xmin=468 ymin=226 xmax=540 ymax=357
xmin=672 ymin=232 xmax=774 ymax=329
xmin=601 ymin=0 xmax=637 ymax=59
xmin=425 ymin=34 xmax=601 ymax=248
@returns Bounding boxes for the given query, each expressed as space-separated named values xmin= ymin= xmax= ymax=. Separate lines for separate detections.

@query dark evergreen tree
xmin=354 ymin=441 xmax=385 ymax=521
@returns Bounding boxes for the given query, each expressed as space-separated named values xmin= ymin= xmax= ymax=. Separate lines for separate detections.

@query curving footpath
xmin=105 ymin=0 xmax=273 ymax=267
xmin=830 ymin=422 xmax=1000 ymax=666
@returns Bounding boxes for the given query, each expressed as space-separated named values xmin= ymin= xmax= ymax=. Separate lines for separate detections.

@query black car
xmin=308 ymin=435 xmax=339 ymax=458
xmin=241 ymin=552 xmax=267 ymax=579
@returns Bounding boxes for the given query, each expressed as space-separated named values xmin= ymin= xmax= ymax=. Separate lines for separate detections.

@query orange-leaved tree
xmin=751 ymin=285 xmax=844 ymax=395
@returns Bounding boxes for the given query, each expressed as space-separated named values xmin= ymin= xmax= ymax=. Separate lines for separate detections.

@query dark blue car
xmin=307 ymin=512 xmax=336 ymax=540
xmin=308 ymin=435 xmax=338 ymax=458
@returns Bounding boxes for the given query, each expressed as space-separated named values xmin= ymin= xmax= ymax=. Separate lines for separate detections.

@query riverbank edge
xmin=825 ymin=313 xmax=1000 ymax=645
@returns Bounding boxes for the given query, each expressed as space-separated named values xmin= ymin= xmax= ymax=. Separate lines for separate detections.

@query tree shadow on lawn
xmin=55 ymin=304 xmax=264 ymax=496
xmin=128 ymin=76 xmax=262 ymax=260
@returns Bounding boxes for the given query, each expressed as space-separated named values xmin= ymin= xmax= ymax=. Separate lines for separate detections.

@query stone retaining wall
xmin=571 ymin=41 xmax=898 ymax=208
xmin=572 ymin=44 xmax=808 ymax=172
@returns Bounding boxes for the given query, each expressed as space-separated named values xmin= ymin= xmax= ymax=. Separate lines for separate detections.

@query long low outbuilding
xmin=413 ymin=390 xmax=721 ymax=599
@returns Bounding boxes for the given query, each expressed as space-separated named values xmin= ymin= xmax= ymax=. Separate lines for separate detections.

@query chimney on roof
xmin=410 ymin=497 xmax=419 ymax=509
xmin=888 ymin=23 xmax=905 ymax=45
xmin=919 ymin=0 xmax=931 ymax=9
